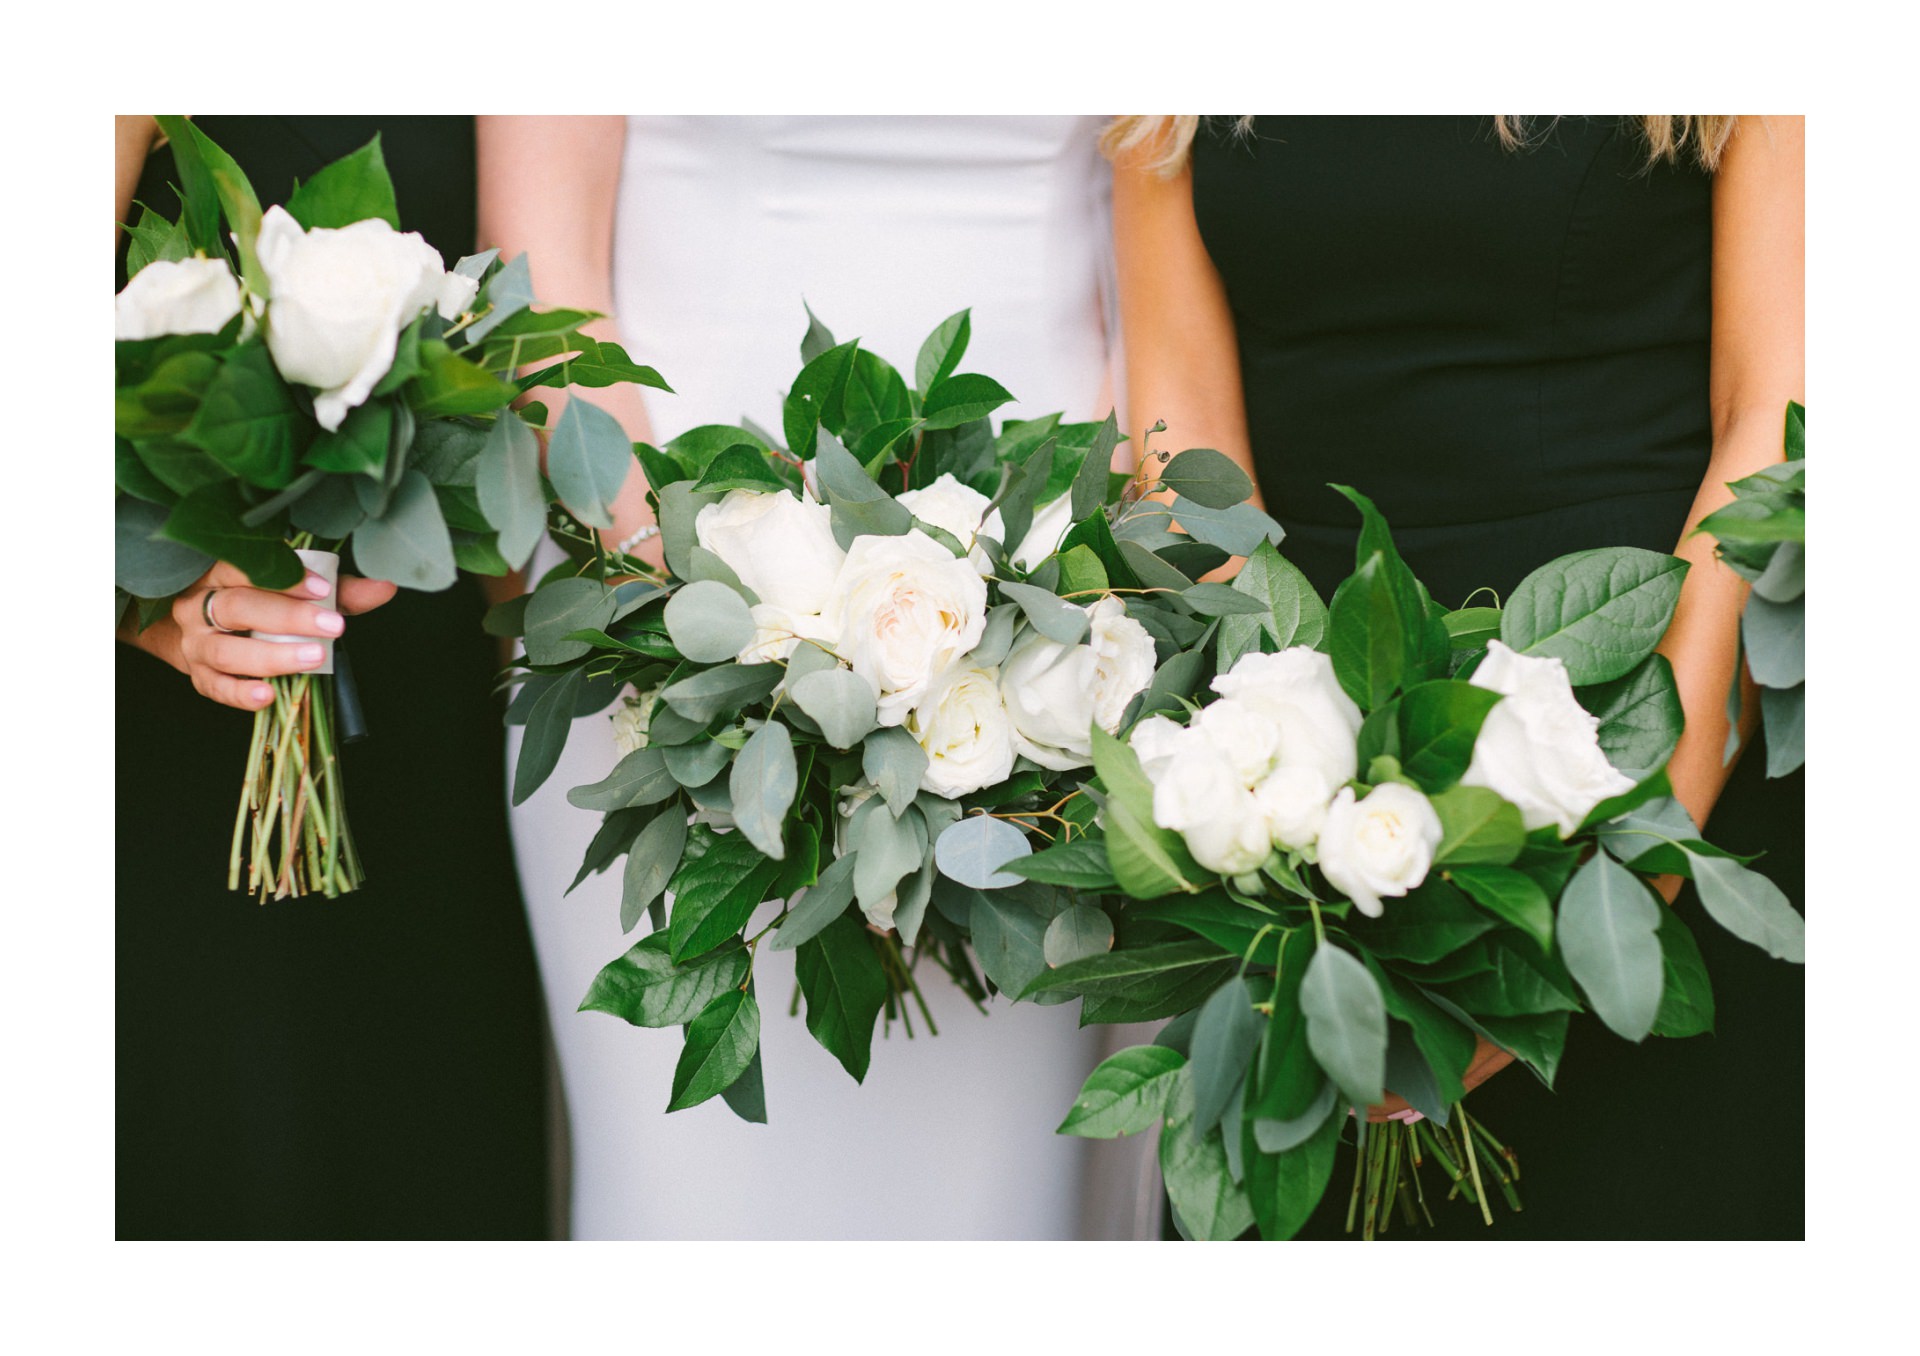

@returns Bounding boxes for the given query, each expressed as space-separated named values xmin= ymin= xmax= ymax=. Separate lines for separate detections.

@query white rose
xmin=115 ymin=256 xmax=243 ymax=340
xmin=694 ymin=489 xmax=846 ymax=619
xmin=907 ymin=666 xmax=1018 ymax=798
xmin=897 ymin=472 xmax=1005 ymax=575
xmin=738 ymin=603 xmax=839 ymax=666
xmin=1000 ymin=597 xmax=1156 ymax=770
xmin=1460 ymin=640 xmax=1637 ymax=836
xmin=609 ymin=686 xmax=658 ymax=757
xmin=255 ymin=205 xmax=460 ymax=430
xmin=1210 ymin=648 xmax=1363 ymax=789
xmin=1150 ymin=738 xmax=1271 ymax=876
xmin=1317 ymin=783 xmax=1442 ymax=918
xmin=1128 ymin=714 xmax=1192 ymax=779
xmin=821 ymin=530 xmax=988 ymax=726
xmin=1253 ymin=765 xmax=1335 ymax=851
xmin=1192 ymin=695 xmax=1284 ymax=788
xmin=1011 ymin=492 xmax=1075 ymax=571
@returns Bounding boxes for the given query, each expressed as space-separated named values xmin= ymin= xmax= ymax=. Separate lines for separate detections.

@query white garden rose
xmin=1317 ymin=783 xmax=1443 ymax=918
xmin=897 ymin=472 xmax=1005 ymax=575
xmin=1253 ymin=765 xmax=1336 ymax=852
xmin=1210 ymin=648 xmax=1363 ymax=788
xmin=254 ymin=205 xmax=473 ymax=431
xmin=906 ymin=665 xmax=1018 ymax=798
xmin=1460 ymin=640 xmax=1637 ymax=835
xmin=999 ymin=597 xmax=1156 ymax=770
xmin=1150 ymin=738 xmax=1271 ymax=876
xmin=694 ymin=489 xmax=846 ymax=617
xmin=609 ymin=686 xmax=658 ymax=757
xmin=821 ymin=530 xmax=988 ymax=726
xmin=1010 ymin=492 xmax=1075 ymax=570
xmin=115 ymin=256 xmax=243 ymax=340
xmin=1128 ymin=714 xmax=1192 ymax=779
xmin=1192 ymin=695 xmax=1284 ymax=788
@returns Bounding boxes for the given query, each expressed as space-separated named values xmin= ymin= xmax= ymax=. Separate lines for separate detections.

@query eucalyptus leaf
xmin=932 ymin=814 xmax=1032 ymax=890
xmin=512 ymin=667 xmax=583 ymax=805
xmin=665 ymin=579 xmax=757 ymax=664
xmin=1156 ymin=448 xmax=1254 ymax=510
xmin=1043 ymin=904 xmax=1115 ymax=968
xmin=863 ymin=725 xmax=930 ymax=817
xmin=659 ymin=663 xmax=783 ymax=725
xmin=790 ymin=669 xmax=879 ymax=749
xmin=998 ymin=581 xmax=1090 ymax=644
xmin=475 ymin=413 xmax=545 ymax=571
xmin=770 ymin=853 xmax=858 ymax=952
xmin=1300 ymin=944 xmax=1387 ymax=1107
xmin=620 ymin=806 xmax=687 ymax=933
xmin=523 ymin=577 xmax=617 ymax=666
xmin=1190 ymin=978 xmax=1263 ymax=1139
xmin=729 ymin=720 xmax=798 ymax=860
xmin=567 ymin=746 xmax=678 ymax=811
xmin=1687 ymin=851 xmax=1806 ymax=962
xmin=548 ymin=396 xmax=632 ymax=529
xmin=1558 ymin=851 xmax=1665 ymax=1041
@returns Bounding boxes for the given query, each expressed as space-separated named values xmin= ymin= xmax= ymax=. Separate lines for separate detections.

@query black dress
xmin=117 ymin=117 xmax=549 ymax=1239
xmin=1190 ymin=115 xmax=1804 ymax=1239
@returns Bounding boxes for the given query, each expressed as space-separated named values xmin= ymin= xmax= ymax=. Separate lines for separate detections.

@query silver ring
xmin=201 ymin=588 xmax=244 ymax=635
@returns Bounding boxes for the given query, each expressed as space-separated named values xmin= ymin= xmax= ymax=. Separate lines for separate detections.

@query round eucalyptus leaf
xmin=665 ymin=579 xmax=757 ymax=663
xmin=1043 ymin=903 xmax=1115 ymax=968
xmin=933 ymin=814 xmax=1032 ymax=890
xmin=728 ymin=719 xmax=798 ymax=860
xmin=115 ymin=495 xmax=213 ymax=598
xmin=789 ymin=669 xmax=878 ymax=749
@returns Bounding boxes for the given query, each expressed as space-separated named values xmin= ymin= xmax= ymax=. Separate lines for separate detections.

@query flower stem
xmin=1457 ymin=1102 xmax=1494 ymax=1227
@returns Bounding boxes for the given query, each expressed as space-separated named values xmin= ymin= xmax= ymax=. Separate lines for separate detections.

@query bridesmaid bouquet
xmin=505 ymin=311 xmax=1283 ymax=1120
xmin=1003 ymin=483 xmax=1806 ymax=1239
xmin=1703 ymin=401 xmax=1805 ymax=777
xmin=114 ymin=119 xmax=667 ymax=898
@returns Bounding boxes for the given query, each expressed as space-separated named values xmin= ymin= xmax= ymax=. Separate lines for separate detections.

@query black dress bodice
xmin=1189 ymin=116 xmax=1803 ymax=1239
xmin=1193 ymin=115 xmax=1713 ymax=605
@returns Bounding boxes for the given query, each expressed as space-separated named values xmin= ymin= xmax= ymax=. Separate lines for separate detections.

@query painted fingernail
xmin=298 ymin=644 xmax=324 ymax=665
xmin=251 ymin=685 xmax=273 ymax=704
xmin=304 ymin=573 xmax=331 ymax=598
xmin=315 ymin=611 xmax=345 ymax=636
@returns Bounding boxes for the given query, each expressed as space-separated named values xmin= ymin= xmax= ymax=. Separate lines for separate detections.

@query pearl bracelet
xmin=615 ymin=523 xmax=661 ymax=555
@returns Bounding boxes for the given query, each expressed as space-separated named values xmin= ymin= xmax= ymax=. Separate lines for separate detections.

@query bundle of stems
xmin=229 ymin=668 xmax=359 ymax=899
xmin=1346 ymin=1104 xmax=1522 ymax=1239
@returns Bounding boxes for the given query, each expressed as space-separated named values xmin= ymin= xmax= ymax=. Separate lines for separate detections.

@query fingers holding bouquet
xmin=172 ymin=563 xmax=396 ymax=710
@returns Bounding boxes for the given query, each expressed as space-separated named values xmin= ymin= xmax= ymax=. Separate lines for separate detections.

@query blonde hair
xmin=1102 ymin=115 xmax=1737 ymax=177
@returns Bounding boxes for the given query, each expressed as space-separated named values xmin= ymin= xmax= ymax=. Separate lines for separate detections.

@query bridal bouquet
xmin=998 ymin=485 xmax=1807 ymax=1239
xmin=503 ymin=310 xmax=1284 ymax=1120
xmin=114 ymin=119 xmax=667 ymax=898
xmin=1703 ymin=401 xmax=1805 ymax=777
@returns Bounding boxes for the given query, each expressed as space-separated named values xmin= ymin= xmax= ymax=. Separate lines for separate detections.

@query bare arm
xmin=475 ymin=116 xmax=661 ymax=567
xmin=115 ymin=116 xmax=157 ymax=240
xmin=1111 ymin=137 xmax=1256 ymax=499
xmin=1656 ymin=116 xmax=1805 ymax=832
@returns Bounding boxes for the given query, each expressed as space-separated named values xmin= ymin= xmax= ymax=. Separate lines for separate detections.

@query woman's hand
xmin=122 ymin=562 xmax=398 ymax=711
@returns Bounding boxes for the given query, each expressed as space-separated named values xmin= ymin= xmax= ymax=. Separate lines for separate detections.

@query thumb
xmin=337 ymin=575 xmax=399 ymax=616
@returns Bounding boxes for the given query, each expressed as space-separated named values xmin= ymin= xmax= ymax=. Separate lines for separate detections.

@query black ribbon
xmin=333 ymin=640 xmax=370 ymax=744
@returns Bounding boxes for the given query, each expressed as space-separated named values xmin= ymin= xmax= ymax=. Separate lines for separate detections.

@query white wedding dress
xmin=506 ymin=115 xmax=1158 ymax=1240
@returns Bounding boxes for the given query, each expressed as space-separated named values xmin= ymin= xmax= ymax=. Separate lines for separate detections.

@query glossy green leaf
xmin=1687 ymin=851 xmax=1806 ymax=962
xmin=667 ymin=990 xmax=760 ymax=1112
xmin=578 ymin=933 xmax=749 ymax=1028
xmin=1300 ymin=944 xmax=1387 ymax=1107
xmin=1502 ymin=547 xmax=1689 ymax=685
xmin=1057 ymin=1045 xmax=1186 ymax=1138
xmin=795 ymin=914 xmax=889 ymax=1082
xmin=1089 ymin=725 xmax=1203 ymax=899
xmin=284 ymin=134 xmax=399 ymax=228
xmin=920 ymin=373 xmax=1015 ymax=431
xmin=915 ymin=308 xmax=971 ymax=392
xmin=1447 ymin=864 xmax=1554 ymax=952
xmin=1397 ymin=680 xmax=1504 ymax=790
xmin=159 ymin=483 xmax=303 ymax=589
xmin=666 ymin=828 xmax=784 ymax=962
xmin=1160 ymin=1073 xmax=1255 ymax=1240
xmin=1430 ymin=785 xmax=1526 ymax=865
xmin=1651 ymin=906 xmax=1716 ymax=1038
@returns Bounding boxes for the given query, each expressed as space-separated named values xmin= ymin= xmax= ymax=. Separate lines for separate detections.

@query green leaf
xmin=659 ymin=663 xmax=784 ymax=725
xmin=799 ymin=302 xmax=837 ymax=364
xmin=662 ymin=738 xmax=731 ymax=789
xmin=1089 ymin=725 xmax=1203 ymax=899
xmin=789 ymin=669 xmax=878 ymax=750
xmin=1397 ymin=680 xmax=1504 ymax=790
xmin=1502 ymin=547 xmax=1689 ymax=685
xmin=516 ymin=339 xmax=670 ymax=394
xmin=770 ymin=853 xmax=858 ymax=952
xmin=1190 ymin=978 xmax=1263 ymax=1138
xmin=1057 ymin=1045 xmax=1186 ymax=1138
xmin=285 ymin=135 xmax=398 ymax=228
xmin=1156 ymin=448 xmax=1253 ymax=510
xmin=1160 ymin=1073 xmax=1255 ymax=1240
xmin=662 ymin=829 xmax=782 ymax=963
xmin=1651 ymin=906 xmax=1715 ymax=1038
xmin=920 ymin=372 xmax=1014 ymax=431
xmin=1300 ymin=944 xmax=1387 ymax=1107
xmin=915 ymin=309 xmax=971 ymax=392
xmin=1067 ymin=412 xmax=1121 ymax=523
xmin=664 ymin=579 xmax=756 ymax=664
xmin=1437 ymin=934 xmax=1584 ymax=1017
xmin=547 ymin=396 xmax=632 ymax=529
xmin=1242 ymin=1091 xmax=1343 ymax=1240
xmin=158 ymin=484 xmax=303 ymax=589
xmin=1580 ymin=653 xmax=1684 ymax=780
xmin=181 ymin=341 xmax=306 ymax=488
xmin=512 ymin=666 xmax=583 ymax=805
xmin=567 ymin=747 xmax=678 ymax=811
xmin=1328 ymin=552 xmax=1409 ymax=710
xmin=1686 ymin=851 xmax=1806 ymax=962
xmin=117 ymin=348 xmax=223 ymax=440
xmin=1043 ymin=903 xmax=1115 ymax=968
xmin=522 ymin=577 xmax=617 ymax=666
xmin=1006 ymin=839 xmax=1117 ymax=892
xmin=475 ymin=414 xmax=546 ymax=571
xmin=1443 ymin=606 xmax=1503 ymax=652
xmin=729 ymin=721 xmax=798 ymax=861
xmin=579 ymin=933 xmax=749 ymax=1028
xmin=1348 ymin=875 xmax=1497 ymax=964
xmin=667 ymin=990 xmax=760 ymax=1112
xmin=407 ymin=339 xmax=517 ymax=419
xmin=969 ymin=887 xmax=1056 ymax=999
xmin=115 ymin=495 xmax=214 ymax=598
xmin=151 ymin=116 xmax=222 ymax=256
xmin=690 ymin=444 xmax=790 ymax=495
xmin=862 ymin=725 xmax=929 ymax=816
xmin=795 ymin=914 xmax=889 ymax=1082
xmin=1558 ymin=851 xmax=1664 ymax=1042
xmin=158 ymin=118 xmax=265 ymax=291
xmin=1366 ymin=961 xmax=1473 ymax=1106
xmin=1430 ymin=784 xmax=1526 ymax=865
xmin=998 ymin=580 xmax=1090 ymax=644
xmin=305 ymin=399 xmax=392 ymax=476
xmin=1751 ymin=540 xmax=1804 ymax=604
xmin=351 ymin=469 xmax=457 ymax=591
xmin=1216 ymin=539 xmax=1327 ymax=671
xmin=1742 ymin=593 xmax=1805 ymax=688
xmin=620 ymin=806 xmax=687 ymax=933
xmin=1168 ymin=495 xmax=1285 ymax=558
xmin=720 ymin=1046 xmax=768 ymax=1125
xmin=1023 ymin=939 xmax=1230 ymax=1003
xmin=1762 ymin=684 xmax=1805 ymax=778
xmin=933 ymin=814 xmax=1032 ymax=890
xmin=1180 ymin=582 xmax=1268 ymax=617
xmin=1447 ymin=864 xmax=1554 ymax=952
